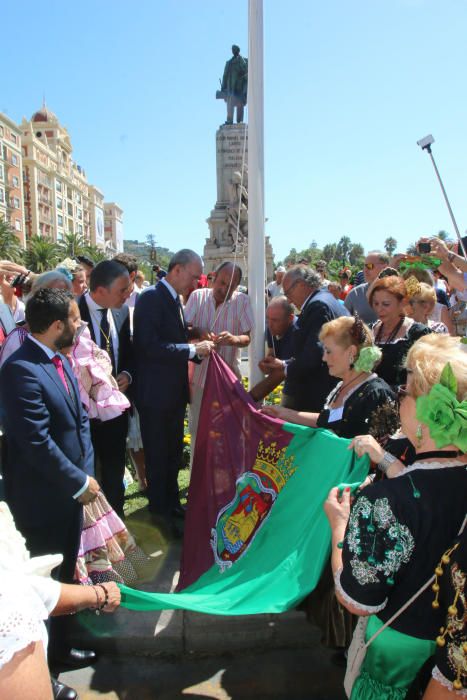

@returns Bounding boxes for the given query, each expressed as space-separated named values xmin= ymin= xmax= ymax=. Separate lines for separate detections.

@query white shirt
xmin=84 ymin=292 xmax=119 ymax=361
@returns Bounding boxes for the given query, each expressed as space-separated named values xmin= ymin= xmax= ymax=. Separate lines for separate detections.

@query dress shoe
xmin=51 ymin=676 xmax=78 ymax=700
xmin=50 ymin=647 xmax=97 ymax=669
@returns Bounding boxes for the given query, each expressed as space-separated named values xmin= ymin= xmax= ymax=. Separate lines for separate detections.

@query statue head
xmin=232 ymin=45 xmax=240 ymax=56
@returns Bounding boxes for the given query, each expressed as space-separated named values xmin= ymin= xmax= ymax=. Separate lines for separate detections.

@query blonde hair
xmin=405 ymin=334 xmax=467 ymax=400
xmin=411 ymin=282 xmax=436 ymax=309
xmin=319 ymin=316 xmax=373 ymax=351
xmin=402 ymin=268 xmax=434 ymax=286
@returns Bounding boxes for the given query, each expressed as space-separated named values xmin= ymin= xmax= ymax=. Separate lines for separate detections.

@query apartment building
xmin=104 ymin=202 xmax=124 ymax=254
xmin=0 ymin=114 xmax=26 ymax=245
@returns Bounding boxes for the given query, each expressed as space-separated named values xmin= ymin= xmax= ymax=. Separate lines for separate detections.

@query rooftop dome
xmin=31 ymin=103 xmax=59 ymax=124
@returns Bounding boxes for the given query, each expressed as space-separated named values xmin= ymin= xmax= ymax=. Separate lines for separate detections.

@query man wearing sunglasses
xmin=344 ymin=251 xmax=390 ymax=323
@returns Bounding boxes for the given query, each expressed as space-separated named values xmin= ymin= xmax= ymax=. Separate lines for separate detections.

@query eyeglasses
xmin=283 ymin=280 xmax=299 ymax=297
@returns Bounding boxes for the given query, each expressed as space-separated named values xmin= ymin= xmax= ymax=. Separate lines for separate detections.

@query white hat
xmin=276 ymin=266 xmax=286 ymax=273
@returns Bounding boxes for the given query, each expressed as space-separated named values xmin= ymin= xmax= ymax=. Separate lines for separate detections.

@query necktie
xmin=52 ymin=355 xmax=70 ymax=395
xmin=175 ymin=296 xmax=185 ymax=328
xmin=99 ymin=308 xmax=116 ymax=376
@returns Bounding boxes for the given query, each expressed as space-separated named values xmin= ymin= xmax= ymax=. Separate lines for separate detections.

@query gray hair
xmin=367 ymin=250 xmax=390 ymax=264
xmin=284 ymin=265 xmax=321 ymax=290
xmin=267 ymin=295 xmax=294 ymax=316
xmin=31 ymin=270 xmax=72 ymax=293
xmin=168 ymin=249 xmax=202 ymax=272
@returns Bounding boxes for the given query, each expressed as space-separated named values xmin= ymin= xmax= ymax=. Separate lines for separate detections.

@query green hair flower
xmin=353 ymin=346 xmax=382 ymax=373
xmin=416 ymin=363 xmax=467 ymax=452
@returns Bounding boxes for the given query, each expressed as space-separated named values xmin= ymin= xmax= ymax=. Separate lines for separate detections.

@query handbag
xmin=344 ymin=514 xmax=467 ymax=698
xmin=344 ymin=577 xmax=435 ymax=698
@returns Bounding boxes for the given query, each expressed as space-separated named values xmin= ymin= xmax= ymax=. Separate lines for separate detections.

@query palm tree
xmin=58 ymin=232 xmax=88 ymax=258
xmin=84 ymin=245 xmax=107 ymax=264
xmin=25 ymin=236 xmax=61 ymax=273
xmin=0 ymin=220 xmax=25 ymax=263
xmin=384 ymin=237 xmax=398 ymax=256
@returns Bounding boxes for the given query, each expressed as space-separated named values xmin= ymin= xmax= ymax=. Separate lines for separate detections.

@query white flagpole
xmin=247 ymin=0 xmax=265 ymax=389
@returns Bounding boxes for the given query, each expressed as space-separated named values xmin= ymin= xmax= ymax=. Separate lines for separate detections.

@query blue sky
xmin=4 ymin=0 xmax=467 ymax=261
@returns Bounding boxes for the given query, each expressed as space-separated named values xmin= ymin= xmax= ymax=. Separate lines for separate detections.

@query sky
xmin=3 ymin=0 xmax=467 ymax=262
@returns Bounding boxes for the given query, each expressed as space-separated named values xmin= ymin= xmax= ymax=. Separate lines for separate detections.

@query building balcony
xmin=37 ymin=173 xmax=52 ymax=188
xmin=38 ymin=193 xmax=52 ymax=205
xmin=39 ymin=210 xmax=53 ymax=224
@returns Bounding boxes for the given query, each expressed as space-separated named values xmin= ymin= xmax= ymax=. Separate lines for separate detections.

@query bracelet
xmin=93 ymin=584 xmax=109 ymax=615
xmin=377 ymin=451 xmax=397 ymax=474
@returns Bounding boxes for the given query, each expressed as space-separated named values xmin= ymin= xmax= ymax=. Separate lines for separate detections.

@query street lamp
xmin=417 ymin=134 xmax=467 ymax=257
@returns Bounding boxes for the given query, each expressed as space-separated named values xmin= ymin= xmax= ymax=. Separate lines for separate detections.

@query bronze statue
xmin=216 ymin=45 xmax=248 ymax=125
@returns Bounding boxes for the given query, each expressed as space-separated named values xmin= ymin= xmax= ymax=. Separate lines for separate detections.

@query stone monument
xmin=205 ymin=48 xmax=274 ymax=283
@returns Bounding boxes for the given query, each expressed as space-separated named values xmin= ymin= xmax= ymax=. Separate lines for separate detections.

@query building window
xmin=68 ymin=219 xmax=73 ymax=233
xmin=0 ymin=188 xmax=4 ymax=203
xmin=67 ymin=202 xmax=73 ymax=216
xmin=15 ymin=219 xmax=21 ymax=231
xmin=10 ymin=133 xmax=17 ymax=144
xmin=0 ymin=164 xmax=3 ymax=181
xmin=67 ymin=186 xmax=73 ymax=200
xmin=57 ymin=196 xmax=62 ymax=210
xmin=77 ymin=208 xmax=82 ymax=220
xmin=78 ymin=223 xmax=83 ymax=234
xmin=55 ymin=179 xmax=62 ymax=192
xmin=57 ymin=214 xmax=63 ymax=227
xmin=76 ymin=193 xmax=81 ymax=204
xmin=12 ymin=176 xmax=19 ymax=188
xmin=11 ymin=154 xmax=18 ymax=166
xmin=22 ymin=146 xmax=28 ymax=157
xmin=0 ymin=126 xmax=3 ymax=137
xmin=12 ymin=197 xmax=20 ymax=209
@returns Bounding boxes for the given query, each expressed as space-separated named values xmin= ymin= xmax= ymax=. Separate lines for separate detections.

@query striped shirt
xmin=184 ymin=288 xmax=254 ymax=387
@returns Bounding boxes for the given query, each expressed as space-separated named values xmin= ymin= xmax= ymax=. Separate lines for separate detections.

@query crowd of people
xmin=0 ymin=235 xmax=465 ymax=699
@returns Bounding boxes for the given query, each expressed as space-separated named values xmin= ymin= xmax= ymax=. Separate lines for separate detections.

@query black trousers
xmin=21 ymin=505 xmax=83 ymax=656
xmin=138 ymin=402 xmax=185 ymax=518
xmin=90 ymin=411 xmax=128 ymax=518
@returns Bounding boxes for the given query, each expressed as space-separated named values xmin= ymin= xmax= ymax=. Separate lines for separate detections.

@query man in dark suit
xmin=78 ymin=260 xmax=132 ymax=518
xmin=0 ymin=288 xmax=99 ymax=694
xmin=133 ymin=250 xmax=214 ymax=534
xmin=261 ymin=266 xmax=349 ymax=412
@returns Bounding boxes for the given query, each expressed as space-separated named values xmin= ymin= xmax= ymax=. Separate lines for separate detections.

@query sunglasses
xmin=364 ymin=263 xmax=376 ymax=270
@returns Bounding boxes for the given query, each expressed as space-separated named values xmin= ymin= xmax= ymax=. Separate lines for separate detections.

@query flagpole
xmin=247 ymin=0 xmax=265 ymax=389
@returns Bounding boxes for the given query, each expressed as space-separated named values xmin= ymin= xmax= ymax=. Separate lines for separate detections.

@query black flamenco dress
xmin=374 ymin=321 xmax=431 ymax=389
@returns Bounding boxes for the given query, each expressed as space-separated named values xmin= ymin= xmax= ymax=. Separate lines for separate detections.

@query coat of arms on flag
xmin=211 ymin=440 xmax=297 ymax=571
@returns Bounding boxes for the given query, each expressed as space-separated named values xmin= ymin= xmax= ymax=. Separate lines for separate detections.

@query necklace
xmin=329 ymin=372 xmax=367 ymax=406
xmin=413 ymin=450 xmax=462 ymax=461
xmin=375 ymin=316 xmax=404 ymax=344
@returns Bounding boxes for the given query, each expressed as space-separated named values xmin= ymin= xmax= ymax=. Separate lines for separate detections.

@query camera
xmin=10 ymin=273 xmax=28 ymax=288
xmin=417 ymin=134 xmax=435 ymax=150
xmin=418 ymin=242 xmax=431 ymax=254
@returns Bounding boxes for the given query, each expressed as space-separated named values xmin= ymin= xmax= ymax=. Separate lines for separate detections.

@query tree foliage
xmin=57 ymin=232 xmax=89 ymax=259
xmin=279 ymin=235 xmax=366 ymax=280
xmin=0 ymin=220 xmax=25 ymax=263
xmin=25 ymin=236 xmax=61 ymax=273
xmin=384 ymin=237 xmax=398 ymax=256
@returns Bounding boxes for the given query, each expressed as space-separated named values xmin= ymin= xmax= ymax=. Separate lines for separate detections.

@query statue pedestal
xmin=204 ymin=123 xmax=274 ymax=284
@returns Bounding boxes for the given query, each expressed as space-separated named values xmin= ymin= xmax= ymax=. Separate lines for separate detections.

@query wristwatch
xmin=377 ymin=451 xmax=397 ymax=474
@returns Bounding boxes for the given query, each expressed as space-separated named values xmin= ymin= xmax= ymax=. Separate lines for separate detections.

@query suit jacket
xmin=0 ymin=337 xmax=94 ymax=531
xmin=78 ymin=294 xmax=133 ymax=380
xmin=286 ymin=289 xmax=350 ymax=411
xmin=133 ymin=283 xmax=196 ymax=410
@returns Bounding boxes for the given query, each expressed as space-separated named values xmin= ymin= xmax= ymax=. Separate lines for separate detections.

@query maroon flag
xmin=178 ymin=353 xmax=288 ymax=589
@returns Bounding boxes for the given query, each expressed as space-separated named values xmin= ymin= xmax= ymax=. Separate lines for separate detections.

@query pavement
xmin=62 ymin=506 xmax=347 ymax=699
xmin=60 ymin=648 xmax=346 ymax=699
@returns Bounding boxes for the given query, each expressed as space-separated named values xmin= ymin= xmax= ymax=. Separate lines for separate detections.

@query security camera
xmin=417 ymin=134 xmax=435 ymax=150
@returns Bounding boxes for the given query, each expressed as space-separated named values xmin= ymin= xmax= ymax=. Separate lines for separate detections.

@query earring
xmin=416 ymin=424 xmax=423 ymax=448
